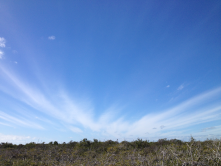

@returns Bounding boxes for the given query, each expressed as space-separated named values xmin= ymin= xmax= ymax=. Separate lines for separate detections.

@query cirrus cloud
xmin=48 ymin=36 xmax=55 ymax=40
xmin=177 ymin=84 xmax=184 ymax=90
xmin=0 ymin=50 xmax=4 ymax=59
xmin=0 ymin=37 xmax=6 ymax=47
xmin=0 ymin=64 xmax=221 ymax=142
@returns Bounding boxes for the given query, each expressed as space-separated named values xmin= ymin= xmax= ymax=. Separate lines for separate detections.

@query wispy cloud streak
xmin=0 ymin=65 xmax=220 ymax=140
xmin=48 ymin=36 xmax=55 ymax=40
xmin=0 ymin=110 xmax=44 ymax=129
xmin=201 ymin=126 xmax=216 ymax=132
xmin=0 ymin=37 xmax=6 ymax=47
xmin=0 ymin=50 xmax=3 ymax=59
xmin=125 ymin=88 xmax=221 ymax=137
xmin=177 ymin=84 xmax=184 ymax=90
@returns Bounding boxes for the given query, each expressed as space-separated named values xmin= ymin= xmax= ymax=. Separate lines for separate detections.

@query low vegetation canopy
xmin=0 ymin=137 xmax=220 ymax=165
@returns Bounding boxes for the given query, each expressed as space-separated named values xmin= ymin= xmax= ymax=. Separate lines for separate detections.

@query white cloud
xmin=0 ymin=133 xmax=34 ymax=144
xmin=166 ymin=85 xmax=170 ymax=88
xmin=0 ymin=66 xmax=66 ymax=119
xmin=14 ymin=61 xmax=18 ymax=64
xmin=0 ymin=50 xmax=4 ymax=59
xmin=70 ymin=126 xmax=83 ymax=133
xmin=0 ymin=65 xmax=221 ymax=141
xmin=0 ymin=37 xmax=6 ymax=47
xmin=0 ymin=122 xmax=13 ymax=127
xmin=121 ymin=87 xmax=221 ymax=139
xmin=160 ymin=125 xmax=165 ymax=129
xmin=48 ymin=36 xmax=55 ymax=40
xmin=177 ymin=84 xmax=184 ymax=90
xmin=201 ymin=126 xmax=216 ymax=132
xmin=0 ymin=110 xmax=44 ymax=129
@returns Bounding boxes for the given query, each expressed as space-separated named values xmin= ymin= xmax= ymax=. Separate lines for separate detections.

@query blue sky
xmin=0 ymin=0 xmax=221 ymax=144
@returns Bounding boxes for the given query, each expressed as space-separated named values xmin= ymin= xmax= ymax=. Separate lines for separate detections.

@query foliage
xmin=0 ymin=137 xmax=220 ymax=165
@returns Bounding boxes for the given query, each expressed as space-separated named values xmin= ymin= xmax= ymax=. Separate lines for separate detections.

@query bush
xmin=131 ymin=138 xmax=150 ymax=149
xmin=0 ymin=142 xmax=15 ymax=148
xmin=54 ymin=141 xmax=58 ymax=145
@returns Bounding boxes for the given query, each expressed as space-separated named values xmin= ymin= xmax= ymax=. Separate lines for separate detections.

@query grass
xmin=0 ymin=137 xmax=220 ymax=165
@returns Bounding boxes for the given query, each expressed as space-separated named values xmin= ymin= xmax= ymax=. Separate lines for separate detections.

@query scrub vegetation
xmin=0 ymin=137 xmax=220 ymax=166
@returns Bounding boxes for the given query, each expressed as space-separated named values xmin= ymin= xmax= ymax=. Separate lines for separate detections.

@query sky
xmin=0 ymin=0 xmax=221 ymax=144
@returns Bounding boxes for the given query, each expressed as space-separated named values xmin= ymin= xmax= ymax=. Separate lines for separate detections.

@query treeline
xmin=0 ymin=138 xmax=182 ymax=150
